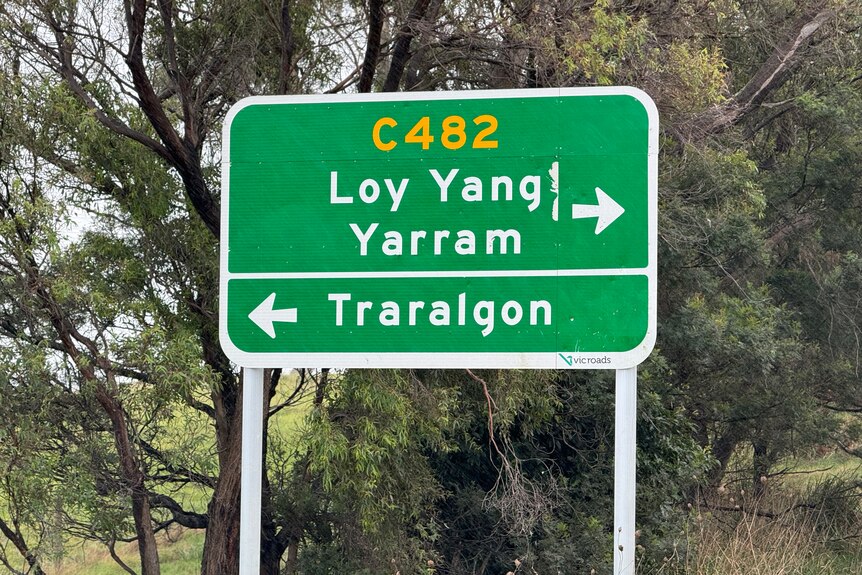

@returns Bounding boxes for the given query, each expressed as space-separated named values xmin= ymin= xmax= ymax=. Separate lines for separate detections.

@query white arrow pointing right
xmin=249 ymin=292 xmax=297 ymax=339
xmin=571 ymin=187 xmax=625 ymax=234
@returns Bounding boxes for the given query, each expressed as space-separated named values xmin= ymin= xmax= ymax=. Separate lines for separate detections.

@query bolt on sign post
xmin=219 ymin=88 xmax=658 ymax=575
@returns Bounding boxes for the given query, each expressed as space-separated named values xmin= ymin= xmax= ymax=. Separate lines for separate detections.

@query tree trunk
xmin=200 ymin=380 xmax=243 ymax=575
xmin=752 ymin=440 xmax=771 ymax=497
xmin=685 ymin=4 xmax=836 ymax=141
xmin=95 ymin=386 xmax=162 ymax=575
xmin=278 ymin=0 xmax=297 ymax=94
xmin=382 ymin=0 xmax=433 ymax=92
xmin=710 ymin=432 xmax=737 ymax=485
xmin=284 ymin=541 xmax=299 ymax=575
xmin=0 ymin=517 xmax=47 ymax=575
xmin=200 ymin=429 xmax=242 ymax=575
xmin=358 ymin=0 xmax=386 ymax=92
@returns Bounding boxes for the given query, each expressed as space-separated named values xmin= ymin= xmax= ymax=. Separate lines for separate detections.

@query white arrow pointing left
xmin=249 ymin=292 xmax=297 ymax=339
xmin=571 ymin=187 xmax=625 ymax=234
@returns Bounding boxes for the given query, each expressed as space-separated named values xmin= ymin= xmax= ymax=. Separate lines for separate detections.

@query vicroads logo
xmin=559 ymin=354 xmax=612 ymax=366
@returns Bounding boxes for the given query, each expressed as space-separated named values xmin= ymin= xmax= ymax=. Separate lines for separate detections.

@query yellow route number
xmin=372 ymin=115 xmax=499 ymax=151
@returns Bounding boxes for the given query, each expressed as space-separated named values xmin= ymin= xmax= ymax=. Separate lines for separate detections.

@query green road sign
xmin=219 ymin=88 xmax=657 ymax=368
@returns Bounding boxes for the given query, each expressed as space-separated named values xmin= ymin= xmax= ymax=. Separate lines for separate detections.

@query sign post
xmin=238 ymin=368 xmax=264 ymax=575
xmin=219 ymin=88 xmax=657 ymax=575
xmin=615 ymin=366 xmax=638 ymax=575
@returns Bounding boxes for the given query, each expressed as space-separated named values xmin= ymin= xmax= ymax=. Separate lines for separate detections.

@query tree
xmin=0 ymin=1 xmax=454 ymax=572
xmin=0 ymin=1 xmax=310 ymax=572
xmin=657 ymin=0 xmax=862 ymax=491
xmin=1 ymin=0 xmax=861 ymax=573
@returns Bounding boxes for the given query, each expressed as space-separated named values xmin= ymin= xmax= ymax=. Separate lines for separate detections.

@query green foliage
xmin=307 ymin=368 xmax=711 ymax=575
xmin=1 ymin=0 xmax=862 ymax=573
xmin=299 ymin=370 xmax=454 ymax=573
xmin=659 ymin=42 xmax=728 ymax=112
xmin=802 ymin=475 xmax=862 ymax=540
xmin=560 ymin=0 xmax=650 ymax=85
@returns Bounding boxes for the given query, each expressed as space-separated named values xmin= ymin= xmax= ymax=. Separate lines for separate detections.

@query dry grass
xmin=684 ymin=505 xmax=833 ymax=574
xmin=648 ymin=480 xmax=862 ymax=575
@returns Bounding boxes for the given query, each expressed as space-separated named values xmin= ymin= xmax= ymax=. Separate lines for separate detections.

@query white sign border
xmin=219 ymin=87 xmax=658 ymax=369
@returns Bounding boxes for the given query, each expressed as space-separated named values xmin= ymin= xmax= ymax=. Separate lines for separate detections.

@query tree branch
xmin=138 ymin=438 xmax=217 ymax=489
xmin=383 ymin=0 xmax=433 ymax=92
xmin=686 ymin=5 xmax=836 ymax=140
xmin=107 ymin=538 xmax=139 ymax=575
xmin=279 ymin=0 xmax=298 ymax=94
xmin=358 ymin=0 xmax=386 ymax=92
xmin=0 ymin=515 xmax=47 ymax=575
xmin=123 ymin=0 xmax=220 ymax=237
xmin=269 ymin=373 xmax=307 ymax=417
xmin=149 ymin=494 xmax=209 ymax=529
xmin=187 ymin=396 xmax=217 ymax=419
xmin=36 ymin=6 xmax=173 ymax=164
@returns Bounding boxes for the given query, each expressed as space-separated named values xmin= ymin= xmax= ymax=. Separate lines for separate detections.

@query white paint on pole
xmin=239 ymin=367 xmax=264 ymax=574
xmin=614 ymin=366 xmax=637 ymax=575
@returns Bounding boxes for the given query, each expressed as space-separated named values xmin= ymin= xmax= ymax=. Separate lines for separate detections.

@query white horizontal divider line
xmin=228 ymin=268 xmax=651 ymax=280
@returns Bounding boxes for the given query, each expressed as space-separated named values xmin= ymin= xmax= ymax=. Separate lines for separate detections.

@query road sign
xmin=219 ymin=88 xmax=657 ymax=368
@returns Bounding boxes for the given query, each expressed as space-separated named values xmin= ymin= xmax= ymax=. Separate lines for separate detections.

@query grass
xmin=781 ymin=450 xmax=862 ymax=490
xmin=40 ymin=371 xmax=313 ymax=575
xmin=50 ymin=528 xmax=205 ymax=575
xmin=687 ymin=507 xmax=826 ymax=574
xmin=656 ymin=446 xmax=862 ymax=575
xmin=643 ymin=487 xmax=862 ymax=575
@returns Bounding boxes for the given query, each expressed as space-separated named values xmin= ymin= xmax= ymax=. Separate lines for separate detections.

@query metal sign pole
xmin=221 ymin=88 xmax=656 ymax=574
xmin=614 ymin=366 xmax=637 ymax=575
xmin=239 ymin=367 xmax=264 ymax=574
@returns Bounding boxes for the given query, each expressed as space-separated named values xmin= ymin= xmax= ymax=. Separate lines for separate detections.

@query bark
xmin=140 ymin=440 xmax=217 ymax=490
xmin=358 ymin=0 xmax=386 ymax=92
xmin=710 ymin=432 xmax=738 ymax=485
xmin=315 ymin=368 xmax=329 ymax=406
xmin=686 ymin=5 xmax=836 ymax=141
xmin=108 ymin=539 xmax=139 ymax=575
xmin=279 ymin=0 xmax=298 ymax=94
xmin=150 ymin=494 xmax=209 ymax=529
xmin=404 ymin=0 xmax=444 ymax=90
xmin=284 ymin=542 xmax=299 ymax=574
xmin=94 ymin=386 xmax=162 ymax=575
xmin=0 ymin=517 xmax=47 ymax=575
xmin=200 ymin=385 xmax=243 ymax=575
xmin=198 ymin=293 xmax=244 ymax=575
xmin=383 ymin=0 xmax=433 ymax=92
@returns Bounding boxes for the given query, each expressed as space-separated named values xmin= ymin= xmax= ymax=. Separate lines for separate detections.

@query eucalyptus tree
xmin=0 ymin=1 xmax=331 ymax=573
xmin=0 ymin=1 xmax=861 ymax=574
xmin=0 ymin=0 xmax=465 ymax=572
